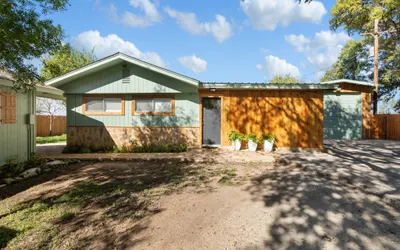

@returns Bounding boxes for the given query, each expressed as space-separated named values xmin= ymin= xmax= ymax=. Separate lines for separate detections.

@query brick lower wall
xmin=67 ymin=126 xmax=201 ymax=148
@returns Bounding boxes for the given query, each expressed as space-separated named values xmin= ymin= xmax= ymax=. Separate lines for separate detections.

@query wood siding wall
xmin=0 ymin=84 xmax=34 ymax=165
xmin=66 ymin=93 xmax=199 ymax=127
xmin=36 ymin=115 xmax=66 ymax=136
xmin=200 ymin=89 xmax=324 ymax=149
xmin=60 ymin=63 xmax=198 ymax=94
xmin=370 ymin=114 xmax=400 ymax=140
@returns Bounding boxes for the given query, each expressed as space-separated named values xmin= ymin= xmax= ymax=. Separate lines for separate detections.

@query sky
xmin=42 ymin=0 xmax=355 ymax=83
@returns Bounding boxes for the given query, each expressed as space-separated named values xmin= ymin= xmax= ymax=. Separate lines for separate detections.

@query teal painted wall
xmin=0 ymin=84 xmax=35 ymax=166
xmin=63 ymin=61 xmax=200 ymax=128
xmin=60 ymin=63 xmax=198 ymax=94
xmin=67 ymin=93 xmax=199 ymax=127
xmin=324 ymin=93 xmax=362 ymax=139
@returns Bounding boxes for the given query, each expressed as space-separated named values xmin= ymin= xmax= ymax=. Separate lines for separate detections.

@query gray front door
xmin=202 ymin=98 xmax=221 ymax=146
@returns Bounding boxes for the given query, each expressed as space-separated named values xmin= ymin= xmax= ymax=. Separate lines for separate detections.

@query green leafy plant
xmin=259 ymin=132 xmax=276 ymax=143
xmin=228 ymin=130 xmax=244 ymax=141
xmin=245 ymin=133 xmax=258 ymax=143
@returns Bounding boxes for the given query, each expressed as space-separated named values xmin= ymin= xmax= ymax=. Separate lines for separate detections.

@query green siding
xmin=63 ymin=61 xmax=200 ymax=128
xmin=0 ymin=85 xmax=35 ymax=165
xmin=67 ymin=93 xmax=199 ymax=127
xmin=60 ymin=63 xmax=198 ymax=94
xmin=324 ymin=93 xmax=362 ymax=139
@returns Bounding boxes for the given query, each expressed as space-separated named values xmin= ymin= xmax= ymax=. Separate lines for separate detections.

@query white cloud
xmin=108 ymin=0 xmax=161 ymax=28
xmin=178 ymin=55 xmax=208 ymax=74
xmin=286 ymin=30 xmax=351 ymax=69
xmin=240 ymin=0 xmax=327 ymax=30
xmin=72 ymin=30 xmax=167 ymax=68
xmin=256 ymin=55 xmax=300 ymax=78
xmin=165 ymin=7 xmax=233 ymax=43
xmin=285 ymin=34 xmax=310 ymax=52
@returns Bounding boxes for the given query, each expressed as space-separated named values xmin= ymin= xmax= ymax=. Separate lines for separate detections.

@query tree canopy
xmin=41 ymin=43 xmax=96 ymax=81
xmin=0 ymin=0 xmax=69 ymax=90
xmin=320 ymin=40 xmax=371 ymax=82
xmin=270 ymin=75 xmax=298 ymax=84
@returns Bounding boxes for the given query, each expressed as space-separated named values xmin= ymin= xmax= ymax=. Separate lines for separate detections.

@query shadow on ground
xmin=244 ymin=140 xmax=400 ymax=250
xmin=0 ymin=160 xmax=220 ymax=249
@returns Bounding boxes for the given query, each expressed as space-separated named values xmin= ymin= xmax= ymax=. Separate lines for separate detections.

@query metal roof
xmin=200 ymin=82 xmax=338 ymax=90
xmin=321 ymin=79 xmax=375 ymax=87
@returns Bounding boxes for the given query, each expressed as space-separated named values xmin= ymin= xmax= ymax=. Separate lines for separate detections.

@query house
xmin=0 ymin=71 xmax=64 ymax=165
xmin=45 ymin=53 xmax=374 ymax=150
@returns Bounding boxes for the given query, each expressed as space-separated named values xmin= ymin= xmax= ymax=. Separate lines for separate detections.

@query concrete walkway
xmin=36 ymin=143 xmax=276 ymax=163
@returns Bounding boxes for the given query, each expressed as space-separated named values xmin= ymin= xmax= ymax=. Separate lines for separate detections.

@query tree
xmin=0 ymin=0 xmax=69 ymax=90
xmin=270 ymin=75 xmax=298 ymax=84
xmin=41 ymin=43 xmax=97 ymax=81
xmin=329 ymin=0 xmax=400 ymax=112
xmin=320 ymin=40 xmax=372 ymax=82
xmin=36 ymin=97 xmax=66 ymax=136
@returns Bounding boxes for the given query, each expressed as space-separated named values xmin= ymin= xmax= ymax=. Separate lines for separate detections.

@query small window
xmin=83 ymin=96 xmax=125 ymax=116
xmin=0 ymin=92 xmax=16 ymax=124
xmin=133 ymin=96 xmax=174 ymax=116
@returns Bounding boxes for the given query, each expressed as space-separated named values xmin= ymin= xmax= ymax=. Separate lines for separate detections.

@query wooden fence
xmin=370 ymin=114 xmax=400 ymax=140
xmin=36 ymin=115 xmax=66 ymax=137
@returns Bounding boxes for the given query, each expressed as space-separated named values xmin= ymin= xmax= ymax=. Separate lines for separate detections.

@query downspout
xmin=27 ymin=89 xmax=36 ymax=159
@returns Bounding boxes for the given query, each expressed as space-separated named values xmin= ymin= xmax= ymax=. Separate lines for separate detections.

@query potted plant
xmin=228 ymin=130 xmax=243 ymax=151
xmin=245 ymin=133 xmax=258 ymax=152
xmin=260 ymin=132 xmax=276 ymax=152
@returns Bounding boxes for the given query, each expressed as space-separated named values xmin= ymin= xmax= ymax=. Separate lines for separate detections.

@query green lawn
xmin=36 ymin=134 xmax=66 ymax=144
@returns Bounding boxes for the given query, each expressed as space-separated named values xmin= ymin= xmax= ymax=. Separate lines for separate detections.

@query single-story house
xmin=45 ymin=53 xmax=374 ymax=150
xmin=0 ymin=71 xmax=64 ymax=165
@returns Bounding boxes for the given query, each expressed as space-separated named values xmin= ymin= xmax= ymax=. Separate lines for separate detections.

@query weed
xmin=36 ymin=134 xmax=66 ymax=144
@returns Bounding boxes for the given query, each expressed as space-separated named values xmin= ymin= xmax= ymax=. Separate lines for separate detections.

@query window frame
xmin=82 ymin=95 xmax=125 ymax=116
xmin=132 ymin=95 xmax=175 ymax=116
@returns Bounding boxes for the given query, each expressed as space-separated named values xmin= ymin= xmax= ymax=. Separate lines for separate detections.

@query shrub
xmin=0 ymin=154 xmax=45 ymax=179
xmin=228 ymin=130 xmax=244 ymax=141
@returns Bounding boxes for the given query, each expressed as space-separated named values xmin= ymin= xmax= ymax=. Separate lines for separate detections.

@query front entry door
xmin=202 ymin=98 xmax=221 ymax=146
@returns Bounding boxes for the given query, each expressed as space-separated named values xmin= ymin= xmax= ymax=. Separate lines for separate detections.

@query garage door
xmin=324 ymin=93 xmax=362 ymax=139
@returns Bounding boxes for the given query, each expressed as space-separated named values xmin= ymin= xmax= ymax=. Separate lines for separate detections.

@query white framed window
xmin=83 ymin=96 xmax=125 ymax=116
xmin=133 ymin=96 xmax=174 ymax=116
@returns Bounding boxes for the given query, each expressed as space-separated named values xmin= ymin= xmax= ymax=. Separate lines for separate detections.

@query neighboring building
xmin=45 ymin=53 xmax=373 ymax=150
xmin=0 ymin=71 xmax=64 ymax=165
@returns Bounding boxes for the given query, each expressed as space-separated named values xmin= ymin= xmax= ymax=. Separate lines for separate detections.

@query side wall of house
xmin=200 ymin=89 xmax=324 ymax=149
xmin=0 ymin=84 xmax=35 ymax=165
xmin=61 ymin=62 xmax=201 ymax=148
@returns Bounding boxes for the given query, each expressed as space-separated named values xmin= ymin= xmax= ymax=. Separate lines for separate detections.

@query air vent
xmin=122 ymin=68 xmax=130 ymax=84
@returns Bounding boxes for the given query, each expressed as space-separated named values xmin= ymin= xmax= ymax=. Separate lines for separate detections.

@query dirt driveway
xmin=1 ymin=140 xmax=399 ymax=250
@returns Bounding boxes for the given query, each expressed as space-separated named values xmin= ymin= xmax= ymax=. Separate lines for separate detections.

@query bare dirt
xmin=1 ymin=140 xmax=400 ymax=250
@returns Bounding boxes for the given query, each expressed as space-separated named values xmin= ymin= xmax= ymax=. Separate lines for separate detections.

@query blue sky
xmin=44 ymin=0 xmax=352 ymax=83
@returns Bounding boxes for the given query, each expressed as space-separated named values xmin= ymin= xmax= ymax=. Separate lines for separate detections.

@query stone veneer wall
xmin=67 ymin=126 xmax=201 ymax=148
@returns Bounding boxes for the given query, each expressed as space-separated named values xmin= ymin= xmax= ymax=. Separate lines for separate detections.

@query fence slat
xmin=370 ymin=114 xmax=400 ymax=140
xmin=36 ymin=115 xmax=66 ymax=137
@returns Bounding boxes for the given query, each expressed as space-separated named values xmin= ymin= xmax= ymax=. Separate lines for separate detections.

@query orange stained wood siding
xmin=200 ymin=89 xmax=324 ymax=149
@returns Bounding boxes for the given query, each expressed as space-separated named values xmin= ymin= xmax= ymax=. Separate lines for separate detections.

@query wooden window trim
xmin=82 ymin=95 xmax=125 ymax=116
xmin=132 ymin=95 xmax=175 ymax=116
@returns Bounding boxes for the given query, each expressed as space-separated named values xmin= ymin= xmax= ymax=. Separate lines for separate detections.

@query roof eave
xmin=45 ymin=53 xmax=200 ymax=88
xmin=200 ymin=83 xmax=339 ymax=90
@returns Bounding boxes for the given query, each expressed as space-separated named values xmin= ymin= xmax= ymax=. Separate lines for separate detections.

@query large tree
xmin=321 ymin=39 xmax=372 ymax=82
xmin=0 ymin=0 xmax=69 ymax=90
xmin=326 ymin=0 xmax=400 ymax=112
xmin=270 ymin=75 xmax=298 ymax=84
xmin=41 ymin=43 xmax=96 ymax=81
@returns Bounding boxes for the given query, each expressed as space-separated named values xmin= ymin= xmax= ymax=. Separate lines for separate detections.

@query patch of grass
xmin=36 ymin=134 xmax=66 ymax=144
xmin=218 ymin=176 xmax=234 ymax=185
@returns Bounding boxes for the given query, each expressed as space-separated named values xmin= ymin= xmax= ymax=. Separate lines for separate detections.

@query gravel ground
xmin=3 ymin=140 xmax=399 ymax=250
